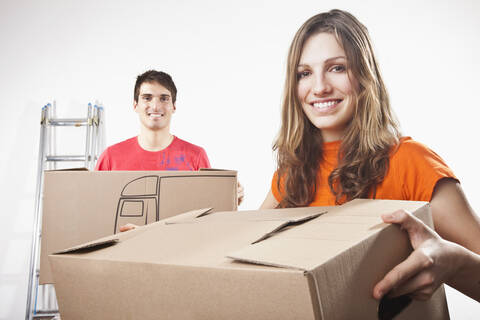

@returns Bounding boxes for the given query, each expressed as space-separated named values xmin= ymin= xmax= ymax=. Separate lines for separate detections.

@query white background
xmin=0 ymin=0 xmax=479 ymax=318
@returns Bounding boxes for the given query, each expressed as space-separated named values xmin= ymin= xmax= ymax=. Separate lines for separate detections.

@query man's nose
xmin=151 ymin=98 xmax=162 ymax=110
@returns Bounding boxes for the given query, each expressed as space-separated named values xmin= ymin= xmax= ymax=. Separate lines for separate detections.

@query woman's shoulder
xmin=391 ymin=136 xmax=453 ymax=174
xmin=392 ymin=136 xmax=436 ymax=160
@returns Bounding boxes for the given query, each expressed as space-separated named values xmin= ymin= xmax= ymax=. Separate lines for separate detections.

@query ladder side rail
xmin=96 ymin=105 xmax=106 ymax=161
xmin=90 ymin=105 xmax=100 ymax=169
xmin=25 ymin=105 xmax=49 ymax=320
xmin=89 ymin=106 xmax=96 ymax=170
xmin=49 ymin=102 xmax=57 ymax=170
xmin=84 ymin=103 xmax=93 ymax=169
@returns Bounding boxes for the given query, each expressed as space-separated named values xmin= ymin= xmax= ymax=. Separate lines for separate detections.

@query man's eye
xmin=160 ymin=96 xmax=170 ymax=102
xmin=297 ymin=71 xmax=311 ymax=79
xmin=143 ymin=96 xmax=152 ymax=101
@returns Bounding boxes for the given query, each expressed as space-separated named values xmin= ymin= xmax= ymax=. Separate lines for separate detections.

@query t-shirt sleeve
xmin=95 ymin=149 xmax=111 ymax=171
xmin=393 ymin=139 xmax=457 ymax=201
xmin=271 ymin=171 xmax=282 ymax=202
xmin=195 ymin=147 xmax=211 ymax=170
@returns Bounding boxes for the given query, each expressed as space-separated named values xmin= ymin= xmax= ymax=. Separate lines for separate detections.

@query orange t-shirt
xmin=271 ymin=137 xmax=457 ymax=206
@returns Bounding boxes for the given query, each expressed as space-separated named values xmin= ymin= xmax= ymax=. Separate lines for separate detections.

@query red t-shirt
xmin=95 ymin=136 xmax=211 ymax=171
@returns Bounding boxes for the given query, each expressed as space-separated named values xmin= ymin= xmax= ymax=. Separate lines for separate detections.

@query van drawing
xmin=114 ymin=175 xmax=160 ymax=233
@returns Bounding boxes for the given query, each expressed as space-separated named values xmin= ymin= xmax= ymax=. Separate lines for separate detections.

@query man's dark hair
xmin=134 ymin=70 xmax=177 ymax=103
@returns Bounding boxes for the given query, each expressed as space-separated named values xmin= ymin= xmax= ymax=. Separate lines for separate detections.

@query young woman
xmin=260 ymin=9 xmax=480 ymax=302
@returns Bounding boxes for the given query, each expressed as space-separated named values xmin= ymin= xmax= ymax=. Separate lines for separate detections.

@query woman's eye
xmin=331 ymin=65 xmax=346 ymax=72
xmin=297 ymin=71 xmax=311 ymax=79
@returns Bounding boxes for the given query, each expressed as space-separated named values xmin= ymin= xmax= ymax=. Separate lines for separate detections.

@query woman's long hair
xmin=274 ymin=9 xmax=401 ymax=207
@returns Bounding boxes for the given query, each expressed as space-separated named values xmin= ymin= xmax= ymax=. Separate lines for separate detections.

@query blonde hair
xmin=274 ymin=9 xmax=401 ymax=207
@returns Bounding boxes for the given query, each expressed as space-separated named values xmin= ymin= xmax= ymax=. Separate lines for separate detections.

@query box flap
xmin=55 ymin=238 xmax=119 ymax=254
xmin=45 ymin=167 xmax=89 ymax=172
xmin=48 ymin=207 xmax=329 ymax=269
xmin=166 ymin=207 xmax=327 ymax=244
xmin=251 ymin=212 xmax=324 ymax=244
xmin=163 ymin=207 xmax=213 ymax=223
xmin=167 ymin=206 xmax=328 ymax=224
xmin=228 ymin=199 xmax=429 ymax=271
xmin=54 ymin=208 xmax=214 ymax=255
xmin=199 ymin=168 xmax=237 ymax=172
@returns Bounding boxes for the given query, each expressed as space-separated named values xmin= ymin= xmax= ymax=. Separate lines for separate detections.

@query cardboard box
xmin=49 ymin=199 xmax=449 ymax=319
xmin=40 ymin=169 xmax=237 ymax=284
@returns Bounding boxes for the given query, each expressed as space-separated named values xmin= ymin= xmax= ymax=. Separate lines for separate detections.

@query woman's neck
xmin=321 ymin=129 xmax=344 ymax=143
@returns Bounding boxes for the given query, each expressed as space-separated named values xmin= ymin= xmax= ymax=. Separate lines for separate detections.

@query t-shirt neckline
xmin=135 ymin=135 xmax=177 ymax=154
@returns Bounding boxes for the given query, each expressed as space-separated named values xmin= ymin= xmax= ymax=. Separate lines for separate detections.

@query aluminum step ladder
xmin=25 ymin=102 xmax=106 ymax=320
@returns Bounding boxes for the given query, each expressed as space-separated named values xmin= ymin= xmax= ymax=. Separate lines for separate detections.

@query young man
xmin=96 ymin=70 xmax=244 ymax=212
xmin=95 ymin=70 xmax=210 ymax=171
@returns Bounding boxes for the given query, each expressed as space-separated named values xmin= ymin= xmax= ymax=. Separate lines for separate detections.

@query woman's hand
xmin=373 ymin=209 xmax=480 ymax=302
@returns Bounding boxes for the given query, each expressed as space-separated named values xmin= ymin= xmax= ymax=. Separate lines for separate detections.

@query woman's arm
xmin=430 ymin=178 xmax=480 ymax=254
xmin=260 ymin=189 xmax=279 ymax=209
xmin=373 ymin=209 xmax=480 ymax=302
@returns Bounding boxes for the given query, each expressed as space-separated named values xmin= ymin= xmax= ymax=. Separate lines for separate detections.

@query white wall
xmin=0 ymin=0 xmax=479 ymax=319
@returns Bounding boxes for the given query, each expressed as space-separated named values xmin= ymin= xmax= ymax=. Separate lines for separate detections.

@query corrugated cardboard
xmin=40 ymin=169 xmax=237 ymax=284
xmin=49 ymin=199 xmax=449 ymax=319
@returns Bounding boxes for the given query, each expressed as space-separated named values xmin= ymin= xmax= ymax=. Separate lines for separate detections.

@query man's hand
xmin=373 ymin=210 xmax=464 ymax=301
xmin=119 ymin=223 xmax=138 ymax=232
xmin=237 ymin=181 xmax=244 ymax=206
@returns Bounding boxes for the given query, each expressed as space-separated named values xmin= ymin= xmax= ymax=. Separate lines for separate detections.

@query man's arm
xmin=95 ymin=148 xmax=111 ymax=171
xmin=195 ymin=147 xmax=211 ymax=170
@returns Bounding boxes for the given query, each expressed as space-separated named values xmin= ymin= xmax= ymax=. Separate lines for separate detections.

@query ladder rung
xmin=46 ymin=155 xmax=86 ymax=162
xmin=49 ymin=118 xmax=88 ymax=126
xmin=33 ymin=311 xmax=59 ymax=318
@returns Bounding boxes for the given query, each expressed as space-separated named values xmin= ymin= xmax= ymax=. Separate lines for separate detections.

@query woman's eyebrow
xmin=298 ymin=56 xmax=347 ymax=69
xmin=325 ymin=55 xmax=346 ymax=63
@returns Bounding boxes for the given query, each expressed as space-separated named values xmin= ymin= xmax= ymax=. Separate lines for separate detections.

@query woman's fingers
xmin=373 ymin=246 xmax=433 ymax=299
xmin=381 ymin=210 xmax=437 ymax=249
xmin=375 ymin=210 xmax=452 ymax=301
xmin=388 ymin=267 xmax=437 ymax=299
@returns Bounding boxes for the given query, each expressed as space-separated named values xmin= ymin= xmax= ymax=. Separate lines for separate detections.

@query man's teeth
xmin=149 ymin=113 xmax=164 ymax=118
xmin=313 ymin=100 xmax=339 ymax=109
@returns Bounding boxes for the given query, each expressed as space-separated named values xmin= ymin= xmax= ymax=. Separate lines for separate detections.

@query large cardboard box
xmin=40 ymin=169 xmax=237 ymax=284
xmin=49 ymin=199 xmax=449 ymax=319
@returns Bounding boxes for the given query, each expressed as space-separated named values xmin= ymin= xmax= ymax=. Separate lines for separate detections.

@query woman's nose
xmin=312 ymin=74 xmax=332 ymax=95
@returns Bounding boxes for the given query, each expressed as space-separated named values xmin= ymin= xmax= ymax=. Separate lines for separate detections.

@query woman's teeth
xmin=313 ymin=100 xmax=339 ymax=109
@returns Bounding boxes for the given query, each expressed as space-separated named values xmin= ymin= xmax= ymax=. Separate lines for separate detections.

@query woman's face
xmin=297 ymin=32 xmax=358 ymax=142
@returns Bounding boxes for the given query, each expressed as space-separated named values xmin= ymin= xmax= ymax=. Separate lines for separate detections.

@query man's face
xmin=134 ymin=81 xmax=176 ymax=132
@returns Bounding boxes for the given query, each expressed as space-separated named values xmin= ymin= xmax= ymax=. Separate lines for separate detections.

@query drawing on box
xmin=114 ymin=176 xmax=159 ymax=233
xmin=113 ymin=173 xmax=236 ymax=233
